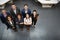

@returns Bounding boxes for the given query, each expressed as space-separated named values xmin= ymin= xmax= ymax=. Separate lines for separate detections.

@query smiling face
xmin=26 ymin=14 xmax=29 ymax=18
xmin=2 ymin=10 xmax=6 ymax=14
xmin=11 ymin=5 xmax=16 ymax=10
xmin=33 ymin=10 xmax=37 ymax=15
xmin=33 ymin=11 xmax=37 ymax=15
xmin=7 ymin=16 xmax=12 ymax=21
xmin=24 ymin=5 xmax=28 ymax=10
xmin=17 ymin=15 xmax=21 ymax=19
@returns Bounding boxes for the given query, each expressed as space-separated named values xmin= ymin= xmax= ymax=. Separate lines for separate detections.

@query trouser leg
xmin=19 ymin=24 xmax=24 ymax=31
xmin=27 ymin=25 xmax=30 ymax=31
xmin=34 ymin=20 xmax=37 ymax=25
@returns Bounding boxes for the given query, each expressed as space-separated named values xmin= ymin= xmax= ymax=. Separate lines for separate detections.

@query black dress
xmin=31 ymin=14 xmax=39 ymax=25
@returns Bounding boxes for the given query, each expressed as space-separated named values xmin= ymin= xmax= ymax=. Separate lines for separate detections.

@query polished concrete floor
xmin=0 ymin=0 xmax=60 ymax=40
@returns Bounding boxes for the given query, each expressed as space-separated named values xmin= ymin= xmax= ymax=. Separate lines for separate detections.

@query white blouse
xmin=24 ymin=17 xmax=32 ymax=25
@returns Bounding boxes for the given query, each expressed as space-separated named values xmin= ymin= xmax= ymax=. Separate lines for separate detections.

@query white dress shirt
xmin=13 ymin=9 xmax=16 ymax=14
xmin=25 ymin=10 xmax=28 ymax=13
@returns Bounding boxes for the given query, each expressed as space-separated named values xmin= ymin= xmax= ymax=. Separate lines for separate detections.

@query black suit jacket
xmin=7 ymin=20 xmax=16 ymax=28
xmin=10 ymin=8 xmax=20 ymax=18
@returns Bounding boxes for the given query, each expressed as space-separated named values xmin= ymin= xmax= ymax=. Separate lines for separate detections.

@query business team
xmin=0 ymin=4 xmax=39 ymax=31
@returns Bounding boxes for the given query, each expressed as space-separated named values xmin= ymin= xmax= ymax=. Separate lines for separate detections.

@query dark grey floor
xmin=0 ymin=0 xmax=60 ymax=40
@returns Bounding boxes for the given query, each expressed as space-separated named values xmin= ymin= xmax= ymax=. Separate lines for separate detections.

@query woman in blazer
xmin=6 ymin=15 xmax=17 ymax=31
xmin=16 ymin=13 xmax=24 ymax=31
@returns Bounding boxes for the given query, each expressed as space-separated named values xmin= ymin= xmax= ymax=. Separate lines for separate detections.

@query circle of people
xmin=0 ymin=4 xmax=39 ymax=31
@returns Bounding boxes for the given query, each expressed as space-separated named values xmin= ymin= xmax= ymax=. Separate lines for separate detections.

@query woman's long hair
xmin=6 ymin=15 xmax=13 ymax=21
xmin=25 ymin=13 xmax=30 ymax=19
xmin=16 ymin=13 xmax=22 ymax=19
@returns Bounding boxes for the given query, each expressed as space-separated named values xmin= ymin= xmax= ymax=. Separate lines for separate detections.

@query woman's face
xmin=26 ymin=14 xmax=29 ymax=18
xmin=33 ymin=11 xmax=37 ymax=15
xmin=8 ymin=17 xmax=11 ymax=21
xmin=17 ymin=15 xmax=21 ymax=19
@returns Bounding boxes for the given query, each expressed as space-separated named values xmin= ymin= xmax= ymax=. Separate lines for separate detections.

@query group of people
xmin=0 ymin=4 xmax=39 ymax=31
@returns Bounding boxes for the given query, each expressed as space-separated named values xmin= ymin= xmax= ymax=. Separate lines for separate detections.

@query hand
xmin=16 ymin=22 xmax=18 ymax=24
xmin=20 ymin=22 xmax=23 ymax=24
xmin=13 ymin=27 xmax=15 ymax=29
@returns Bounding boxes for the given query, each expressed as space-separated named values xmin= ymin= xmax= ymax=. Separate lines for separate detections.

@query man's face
xmin=11 ymin=5 xmax=16 ymax=10
xmin=2 ymin=10 xmax=6 ymax=14
xmin=24 ymin=5 xmax=28 ymax=10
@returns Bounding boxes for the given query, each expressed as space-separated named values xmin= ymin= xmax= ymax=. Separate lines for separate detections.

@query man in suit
xmin=0 ymin=9 xmax=10 ymax=30
xmin=10 ymin=4 xmax=20 ymax=19
xmin=21 ymin=4 xmax=31 ymax=18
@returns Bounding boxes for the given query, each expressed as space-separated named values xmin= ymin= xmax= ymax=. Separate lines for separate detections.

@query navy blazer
xmin=0 ymin=12 xmax=10 ymax=23
xmin=21 ymin=9 xmax=31 ymax=18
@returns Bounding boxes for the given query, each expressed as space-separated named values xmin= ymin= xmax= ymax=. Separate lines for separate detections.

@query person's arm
xmin=0 ymin=14 xmax=2 ymax=23
xmin=20 ymin=22 xmax=24 ymax=24
xmin=27 ymin=17 xmax=32 ymax=25
xmin=24 ymin=18 xmax=32 ymax=25
xmin=0 ymin=14 xmax=1 ymax=20
xmin=16 ymin=20 xmax=19 ymax=24
xmin=15 ymin=19 xmax=18 ymax=24
xmin=10 ymin=9 xmax=12 ymax=14
xmin=21 ymin=9 xmax=25 ymax=18
xmin=37 ymin=14 xmax=39 ymax=19
xmin=28 ymin=9 xmax=31 ymax=15
xmin=10 ymin=9 xmax=13 ymax=17
xmin=17 ymin=8 xmax=20 ymax=13
xmin=0 ymin=14 xmax=4 ymax=23
xmin=20 ymin=18 xmax=24 ymax=24
xmin=16 ymin=22 xmax=19 ymax=24
xmin=24 ymin=18 xmax=27 ymax=25
xmin=12 ymin=21 xmax=16 ymax=29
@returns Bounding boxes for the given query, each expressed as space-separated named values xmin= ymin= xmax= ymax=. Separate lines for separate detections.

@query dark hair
xmin=11 ymin=3 xmax=16 ymax=6
xmin=24 ymin=4 xmax=28 ymax=6
xmin=17 ymin=13 xmax=22 ymax=18
xmin=33 ymin=10 xmax=37 ymax=12
xmin=2 ymin=9 xmax=6 ymax=10
xmin=6 ymin=15 xmax=13 ymax=21
xmin=25 ymin=13 xmax=30 ymax=18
